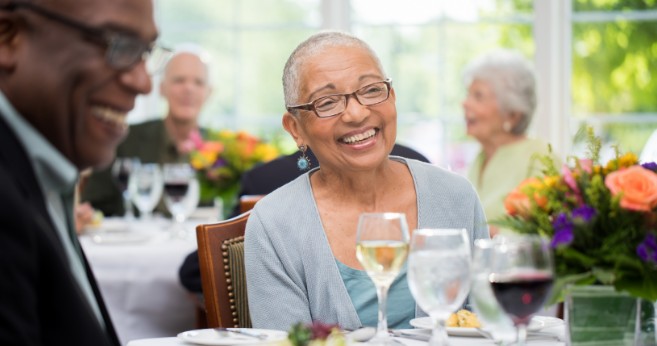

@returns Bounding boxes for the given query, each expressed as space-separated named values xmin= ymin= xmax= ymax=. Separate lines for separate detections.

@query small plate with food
xmin=410 ymin=310 xmax=544 ymax=337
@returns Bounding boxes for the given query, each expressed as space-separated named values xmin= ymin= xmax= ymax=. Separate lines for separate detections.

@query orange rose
xmin=504 ymin=188 xmax=531 ymax=217
xmin=504 ymin=178 xmax=547 ymax=217
xmin=605 ymin=166 xmax=657 ymax=212
xmin=201 ymin=141 xmax=224 ymax=153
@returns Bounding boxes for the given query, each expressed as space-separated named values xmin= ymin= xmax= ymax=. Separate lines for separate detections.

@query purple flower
xmin=572 ymin=205 xmax=597 ymax=223
xmin=212 ymin=158 xmax=227 ymax=168
xmin=551 ymin=213 xmax=574 ymax=248
xmin=553 ymin=213 xmax=573 ymax=232
xmin=641 ymin=162 xmax=657 ymax=172
xmin=637 ymin=233 xmax=657 ymax=264
xmin=552 ymin=229 xmax=574 ymax=248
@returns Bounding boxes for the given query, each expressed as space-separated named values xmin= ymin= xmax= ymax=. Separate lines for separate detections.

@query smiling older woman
xmin=244 ymin=31 xmax=489 ymax=331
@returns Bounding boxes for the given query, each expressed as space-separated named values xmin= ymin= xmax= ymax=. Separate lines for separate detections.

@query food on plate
xmin=287 ymin=321 xmax=345 ymax=346
xmin=446 ymin=309 xmax=481 ymax=328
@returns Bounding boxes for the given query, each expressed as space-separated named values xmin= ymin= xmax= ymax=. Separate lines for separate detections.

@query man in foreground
xmin=0 ymin=0 xmax=164 ymax=345
xmin=82 ymin=44 xmax=212 ymax=216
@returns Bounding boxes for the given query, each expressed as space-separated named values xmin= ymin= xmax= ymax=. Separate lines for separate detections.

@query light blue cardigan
xmin=244 ymin=157 xmax=489 ymax=330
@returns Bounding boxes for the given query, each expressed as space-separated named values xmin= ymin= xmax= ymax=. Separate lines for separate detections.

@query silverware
xmin=475 ymin=327 xmax=562 ymax=343
xmin=214 ymin=328 xmax=268 ymax=340
xmin=390 ymin=330 xmax=431 ymax=342
xmin=345 ymin=327 xmax=376 ymax=342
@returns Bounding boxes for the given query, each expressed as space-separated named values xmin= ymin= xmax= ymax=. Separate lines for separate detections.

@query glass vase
xmin=565 ymin=285 xmax=656 ymax=346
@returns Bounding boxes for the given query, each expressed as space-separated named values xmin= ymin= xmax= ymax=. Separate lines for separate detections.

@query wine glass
xmin=112 ymin=157 xmax=140 ymax=220
xmin=407 ymin=228 xmax=471 ymax=346
xmin=129 ymin=163 xmax=163 ymax=220
xmin=469 ymin=239 xmax=516 ymax=344
xmin=162 ymin=163 xmax=199 ymax=237
xmin=355 ymin=212 xmax=410 ymax=345
xmin=489 ymin=235 xmax=554 ymax=346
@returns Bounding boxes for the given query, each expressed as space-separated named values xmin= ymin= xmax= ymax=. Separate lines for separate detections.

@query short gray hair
xmin=462 ymin=49 xmax=536 ymax=135
xmin=282 ymin=31 xmax=385 ymax=110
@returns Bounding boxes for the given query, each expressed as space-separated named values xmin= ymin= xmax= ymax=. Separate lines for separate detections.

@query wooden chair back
xmin=196 ymin=211 xmax=252 ymax=328
xmin=239 ymin=195 xmax=264 ymax=214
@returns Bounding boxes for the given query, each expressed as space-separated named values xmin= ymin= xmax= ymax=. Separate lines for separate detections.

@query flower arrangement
xmin=493 ymin=128 xmax=657 ymax=303
xmin=188 ymin=129 xmax=279 ymax=213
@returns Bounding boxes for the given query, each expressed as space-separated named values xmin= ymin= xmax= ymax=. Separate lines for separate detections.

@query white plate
xmin=90 ymin=232 xmax=151 ymax=245
xmin=177 ymin=328 xmax=288 ymax=346
xmin=409 ymin=316 xmax=545 ymax=337
xmin=531 ymin=316 xmax=564 ymax=329
xmin=84 ymin=218 xmax=130 ymax=233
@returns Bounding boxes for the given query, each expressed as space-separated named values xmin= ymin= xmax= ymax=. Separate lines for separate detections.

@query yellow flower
xmin=254 ymin=143 xmax=280 ymax=161
xmin=543 ymin=175 xmax=560 ymax=188
xmin=618 ymin=152 xmax=638 ymax=168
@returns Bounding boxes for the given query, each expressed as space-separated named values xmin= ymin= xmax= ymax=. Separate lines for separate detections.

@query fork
xmin=214 ymin=328 xmax=268 ymax=340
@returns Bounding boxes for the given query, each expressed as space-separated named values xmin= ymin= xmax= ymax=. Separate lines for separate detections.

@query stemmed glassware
xmin=129 ymin=163 xmax=163 ymax=220
xmin=469 ymin=239 xmax=516 ymax=344
xmin=489 ymin=235 xmax=554 ymax=346
xmin=407 ymin=228 xmax=471 ymax=346
xmin=112 ymin=157 xmax=140 ymax=220
xmin=162 ymin=163 xmax=199 ymax=237
xmin=355 ymin=212 xmax=410 ymax=345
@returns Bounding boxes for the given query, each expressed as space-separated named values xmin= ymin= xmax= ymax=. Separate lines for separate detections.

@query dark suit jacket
xmin=178 ymin=144 xmax=429 ymax=293
xmin=0 ymin=117 xmax=120 ymax=346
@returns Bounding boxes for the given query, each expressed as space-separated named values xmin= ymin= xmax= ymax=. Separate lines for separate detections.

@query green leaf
xmin=548 ymin=272 xmax=597 ymax=305
xmin=591 ymin=267 xmax=615 ymax=285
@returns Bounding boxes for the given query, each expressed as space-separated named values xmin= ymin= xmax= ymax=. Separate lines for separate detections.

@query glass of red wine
xmin=162 ymin=163 xmax=199 ymax=237
xmin=489 ymin=235 xmax=554 ymax=346
xmin=112 ymin=157 xmax=141 ymax=220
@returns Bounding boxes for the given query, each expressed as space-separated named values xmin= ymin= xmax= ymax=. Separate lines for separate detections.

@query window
xmin=570 ymin=0 xmax=657 ymax=160
xmin=138 ymin=0 xmax=657 ymax=168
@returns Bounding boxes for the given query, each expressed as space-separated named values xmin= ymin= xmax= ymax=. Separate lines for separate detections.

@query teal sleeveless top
xmin=336 ymin=260 xmax=414 ymax=329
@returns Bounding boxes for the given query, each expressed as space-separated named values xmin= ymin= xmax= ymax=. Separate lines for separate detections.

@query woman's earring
xmin=503 ymin=121 xmax=512 ymax=133
xmin=297 ymin=145 xmax=311 ymax=171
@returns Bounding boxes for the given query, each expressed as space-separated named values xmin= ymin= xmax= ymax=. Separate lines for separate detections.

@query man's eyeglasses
xmin=287 ymin=79 xmax=393 ymax=118
xmin=1 ymin=2 xmax=171 ymax=74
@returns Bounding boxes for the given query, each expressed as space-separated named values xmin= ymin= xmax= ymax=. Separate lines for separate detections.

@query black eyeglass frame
xmin=287 ymin=78 xmax=393 ymax=118
xmin=1 ymin=1 xmax=171 ymax=71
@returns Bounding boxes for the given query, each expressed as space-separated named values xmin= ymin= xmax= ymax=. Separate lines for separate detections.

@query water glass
xmin=129 ymin=163 xmax=163 ymax=220
xmin=470 ymin=239 xmax=516 ymax=344
xmin=407 ymin=228 xmax=471 ymax=346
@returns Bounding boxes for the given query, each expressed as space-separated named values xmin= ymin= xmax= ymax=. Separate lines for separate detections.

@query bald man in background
xmin=82 ymin=45 xmax=213 ymax=216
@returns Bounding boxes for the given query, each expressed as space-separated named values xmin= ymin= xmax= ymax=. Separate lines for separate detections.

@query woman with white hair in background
xmin=462 ymin=49 xmax=557 ymax=237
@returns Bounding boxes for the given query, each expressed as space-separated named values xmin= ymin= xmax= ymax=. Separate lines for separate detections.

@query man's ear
xmin=0 ymin=14 xmax=22 ymax=72
xmin=282 ymin=112 xmax=304 ymax=146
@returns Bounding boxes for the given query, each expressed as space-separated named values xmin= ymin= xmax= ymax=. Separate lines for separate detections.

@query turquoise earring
xmin=297 ymin=145 xmax=311 ymax=171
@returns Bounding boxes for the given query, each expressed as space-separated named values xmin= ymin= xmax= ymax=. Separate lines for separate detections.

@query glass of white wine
xmin=407 ymin=228 xmax=471 ymax=346
xmin=355 ymin=212 xmax=410 ymax=345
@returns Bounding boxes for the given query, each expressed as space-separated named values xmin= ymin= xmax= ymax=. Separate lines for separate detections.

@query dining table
xmin=80 ymin=213 xmax=217 ymax=346
xmin=125 ymin=319 xmax=567 ymax=346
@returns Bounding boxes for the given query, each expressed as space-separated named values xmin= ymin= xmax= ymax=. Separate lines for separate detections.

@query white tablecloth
xmin=80 ymin=217 xmax=201 ymax=346
xmin=126 ymin=324 xmax=566 ymax=346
